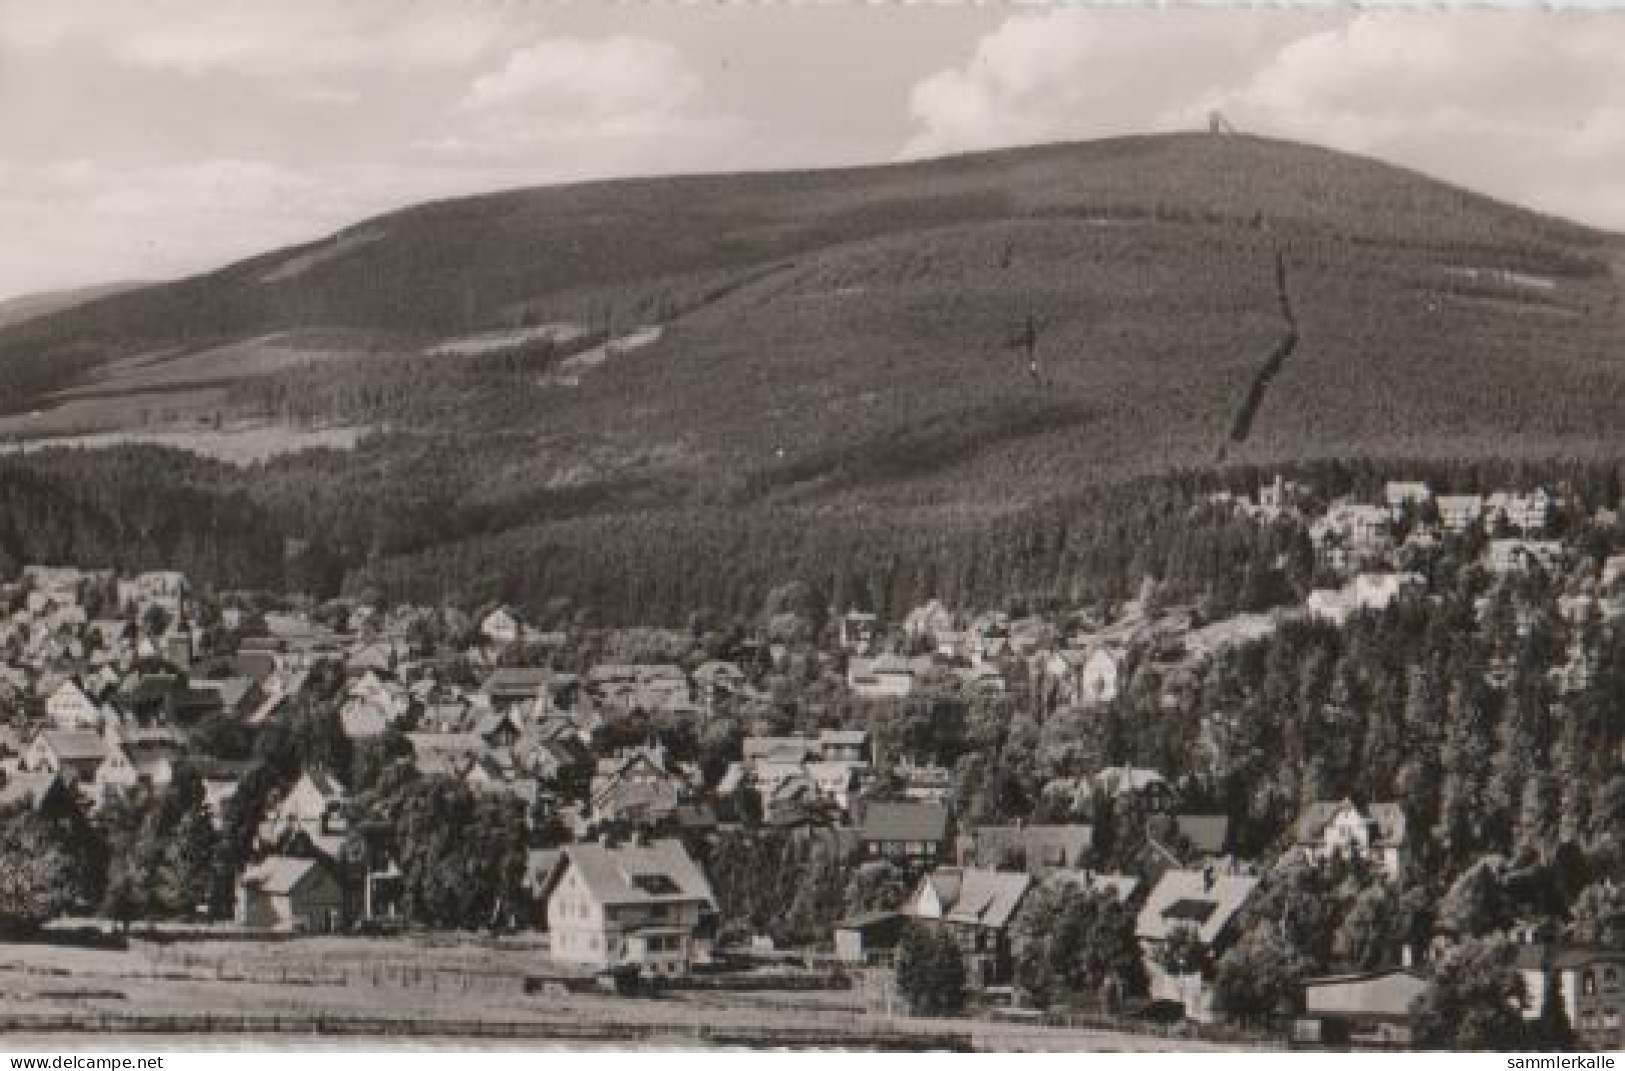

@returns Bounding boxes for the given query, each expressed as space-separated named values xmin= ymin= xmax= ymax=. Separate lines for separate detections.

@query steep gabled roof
xmin=913 ymin=867 xmax=1032 ymax=930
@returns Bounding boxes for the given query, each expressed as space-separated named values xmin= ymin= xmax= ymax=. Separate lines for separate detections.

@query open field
xmin=0 ymin=424 xmax=366 ymax=464
xmin=0 ymin=938 xmax=1255 ymax=1052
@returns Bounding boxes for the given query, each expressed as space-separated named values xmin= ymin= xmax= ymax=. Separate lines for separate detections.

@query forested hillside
xmin=2 ymin=134 xmax=1623 ymax=617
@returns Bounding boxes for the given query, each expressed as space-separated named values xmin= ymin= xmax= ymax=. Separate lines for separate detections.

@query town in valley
xmin=1 ymin=469 xmax=1622 ymax=1051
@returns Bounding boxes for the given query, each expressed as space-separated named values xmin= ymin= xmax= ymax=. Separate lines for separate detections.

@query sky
xmin=3 ymin=1 xmax=1625 ymax=300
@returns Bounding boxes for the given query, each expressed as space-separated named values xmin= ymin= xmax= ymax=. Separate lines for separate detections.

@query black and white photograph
xmin=0 ymin=0 xmax=1623 ymax=1059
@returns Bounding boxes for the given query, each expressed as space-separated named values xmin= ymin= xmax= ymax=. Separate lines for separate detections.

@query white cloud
xmin=901 ymin=10 xmax=1625 ymax=229
xmin=431 ymin=34 xmax=749 ymax=165
xmin=463 ymin=36 xmax=700 ymax=118
xmin=902 ymin=11 xmax=1322 ymax=158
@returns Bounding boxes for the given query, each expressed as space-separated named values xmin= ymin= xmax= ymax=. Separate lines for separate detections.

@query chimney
xmin=1202 ymin=865 xmax=1215 ymax=892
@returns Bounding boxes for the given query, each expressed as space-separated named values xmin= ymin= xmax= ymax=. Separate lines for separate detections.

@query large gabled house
xmin=1136 ymin=866 xmax=1261 ymax=1022
xmin=905 ymin=866 xmax=1033 ymax=987
xmin=1293 ymin=800 xmax=1408 ymax=881
xmin=859 ymin=801 xmax=950 ymax=870
xmin=545 ymin=838 xmax=718 ymax=977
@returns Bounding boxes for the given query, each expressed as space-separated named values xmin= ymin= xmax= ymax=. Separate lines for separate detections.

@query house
xmin=480 ymin=608 xmax=522 ymax=646
xmin=546 ymin=838 xmax=718 ymax=977
xmin=903 ymin=601 xmax=957 ymax=647
xmin=847 ymin=654 xmax=928 ymax=700
xmin=860 ymin=801 xmax=950 ymax=868
xmin=92 ymin=741 xmax=174 ymax=799
xmin=1306 ymin=573 xmax=1424 ymax=626
xmin=1517 ymin=944 xmax=1625 ymax=1050
xmin=1136 ymin=866 xmax=1261 ymax=1022
xmin=480 ymin=667 xmax=553 ymax=710
xmin=1045 ymin=647 xmax=1121 ymax=707
xmin=1487 ymin=539 xmax=1564 ymax=575
xmin=1436 ymin=494 xmax=1486 ymax=532
xmin=1297 ymin=969 xmax=1429 ymax=1047
xmin=236 ymin=855 xmax=345 ymax=933
xmin=1293 ymin=800 xmax=1408 ymax=880
xmin=692 ymin=661 xmax=746 ymax=705
xmin=1160 ymin=814 xmax=1231 ymax=863
xmin=1094 ymin=766 xmax=1177 ymax=810
xmin=1313 ymin=502 xmax=1392 ymax=562
xmin=191 ymin=676 xmax=259 ymax=720
xmin=895 ymin=758 xmax=953 ymax=803
xmin=1384 ymin=482 xmax=1432 ymax=513
xmin=1487 ymin=489 xmax=1553 ymax=533
xmin=1049 ymin=869 xmax=1142 ymax=905
xmin=905 ymin=867 xmax=1033 ymax=987
xmin=819 ymin=728 xmax=868 ymax=763
xmin=25 ymin=730 xmax=107 ymax=784
xmin=744 ymin=735 xmax=818 ymax=766
xmin=839 ymin=610 xmax=879 ymax=652
xmin=45 ymin=681 xmax=102 ymax=731
xmin=589 ymin=748 xmax=688 ymax=827
xmin=1075 ymin=648 xmax=1121 ymax=706
xmin=959 ymin=824 xmax=1094 ymax=876
xmin=265 ymin=769 xmax=347 ymax=841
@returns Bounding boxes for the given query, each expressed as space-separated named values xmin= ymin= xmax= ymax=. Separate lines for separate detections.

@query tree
xmin=843 ymin=858 xmax=911 ymax=917
xmin=0 ymin=810 xmax=76 ymax=935
xmin=1337 ymin=884 xmax=1400 ymax=971
xmin=895 ymin=923 xmax=966 ymax=1017
xmin=1567 ymin=882 xmax=1625 ymax=950
xmin=1014 ymin=884 xmax=1146 ymax=1008
xmin=1155 ymin=922 xmax=1211 ymax=978
xmin=1213 ymin=921 xmax=1307 ymax=1026
xmin=1438 ymin=856 xmax=1513 ymax=938
xmin=1411 ymin=938 xmax=1528 ymax=1050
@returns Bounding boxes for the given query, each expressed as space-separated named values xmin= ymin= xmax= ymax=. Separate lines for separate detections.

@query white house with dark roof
xmin=546 ymin=838 xmax=717 ymax=976
xmin=1137 ymin=866 xmax=1261 ymax=1022
xmin=1293 ymin=799 xmax=1408 ymax=880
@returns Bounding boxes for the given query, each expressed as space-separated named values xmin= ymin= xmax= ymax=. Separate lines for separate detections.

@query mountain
xmin=0 ymin=280 xmax=152 ymax=330
xmin=2 ymin=133 xmax=1623 ymax=617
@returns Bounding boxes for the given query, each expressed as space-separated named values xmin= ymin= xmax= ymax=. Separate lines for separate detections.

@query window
xmin=1584 ymin=972 xmax=1598 ymax=997
xmin=1604 ymin=967 xmax=1620 ymax=992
